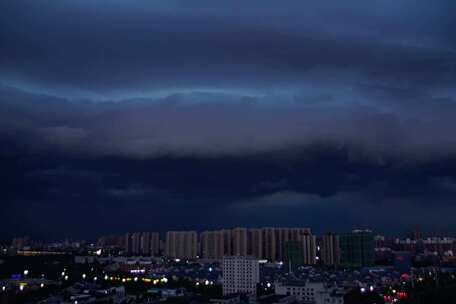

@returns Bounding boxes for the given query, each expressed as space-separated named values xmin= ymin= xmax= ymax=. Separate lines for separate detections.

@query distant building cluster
xmin=10 ymin=228 xmax=456 ymax=270
xmin=95 ymin=228 xmax=377 ymax=269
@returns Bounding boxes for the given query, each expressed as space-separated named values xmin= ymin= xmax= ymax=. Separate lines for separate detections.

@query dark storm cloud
xmin=1 ymin=0 xmax=455 ymax=96
xmin=1 ymin=85 xmax=456 ymax=162
xmin=1 ymin=1 xmax=456 ymax=240
xmin=2 ymin=144 xmax=456 ymax=240
xmin=2 ymin=85 xmax=456 ymax=239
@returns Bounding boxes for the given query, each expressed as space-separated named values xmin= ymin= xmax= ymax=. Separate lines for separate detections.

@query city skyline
xmin=7 ymin=226 xmax=450 ymax=246
xmin=2 ymin=0 xmax=456 ymax=240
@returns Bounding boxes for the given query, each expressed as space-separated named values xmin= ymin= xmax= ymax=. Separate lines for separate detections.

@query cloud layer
xmin=1 ymin=0 xmax=455 ymax=96
xmin=1 ymin=85 xmax=456 ymax=163
xmin=1 ymin=0 xmax=456 ymax=239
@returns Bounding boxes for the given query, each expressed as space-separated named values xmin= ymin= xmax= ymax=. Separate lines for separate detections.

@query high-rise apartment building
xmin=140 ymin=232 xmax=160 ymax=256
xmin=201 ymin=230 xmax=226 ymax=259
xmin=248 ymin=228 xmax=263 ymax=259
xmin=124 ymin=232 xmax=141 ymax=255
xmin=284 ymin=241 xmax=304 ymax=272
xmin=223 ymin=229 xmax=232 ymax=257
xmin=301 ymin=233 xmax=317 ymax=265
xmin=339 ymin=230 xmax=374 ymax=267
xmin=165 ymin=231 xmax=198 ymax=259
xmin=262 ymin=227 xmax=277 ymax=261
xmin=320 ymin=233 xmax=340 ymax=266
xmin=232 ymin=227 xmax=248 ymax=256
xmin=222 ymin=256 xmax=259 ymax=296
xmin=125 ymin=232 xmax=160 ymax=256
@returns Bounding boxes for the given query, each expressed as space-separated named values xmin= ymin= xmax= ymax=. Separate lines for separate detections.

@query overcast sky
xmin=1 ymin=0 xmax=456 ymax=241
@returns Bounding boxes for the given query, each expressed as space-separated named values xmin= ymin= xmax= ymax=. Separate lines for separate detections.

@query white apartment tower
xmin=222 ymin=256 xmax=259 ymax=296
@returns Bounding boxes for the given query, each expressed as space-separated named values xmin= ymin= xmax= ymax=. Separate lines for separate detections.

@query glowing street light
xmin=23 ymin=270 xmax=29 ymax=276
xmin=82 ymin=273 xmax=86 ymax=279
xmin=40 ymin=283 xmax=45 ymax=288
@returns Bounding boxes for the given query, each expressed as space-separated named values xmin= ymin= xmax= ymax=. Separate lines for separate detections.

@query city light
xmin=82 ymin=273 xmax=86 ymax=279
xmin=2 ymin=286 xmax=5 ymax=291
xmin=23 ymin=270 xmax=29 ymax=276
xmin=41 ymin=283 xmax=45 ymax=288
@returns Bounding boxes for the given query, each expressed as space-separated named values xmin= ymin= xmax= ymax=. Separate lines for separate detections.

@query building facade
xmin=339 ymin=230 xmax=374 ymax=267
xmin=320 ymin=233 xmax=340 ymax=266
xmin=222 ymin=256 xmax=259 ymax=296
xmin=275 ymin=281 xmax=344 ymax=304
xmin=165 ymin=231 xmax=198 ymax=259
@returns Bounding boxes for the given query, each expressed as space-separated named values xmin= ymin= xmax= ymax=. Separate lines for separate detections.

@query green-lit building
xmin=284 ymin=241 xmax=304 ymax=272
xmin=339 ymin=230 xmax=374 ymax=268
